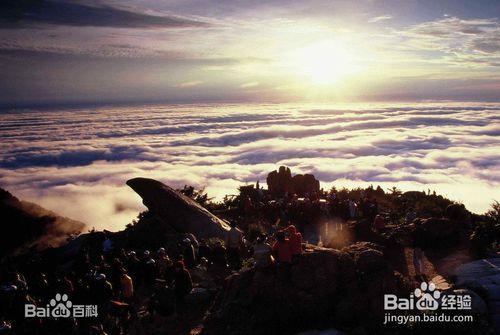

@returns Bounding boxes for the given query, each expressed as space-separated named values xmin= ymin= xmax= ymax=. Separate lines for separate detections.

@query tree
xmin=388 ymin=187 xmax=402 ymax=196
xmin=179 ymin=185 xmax=212 ymax=207
xmin=486 ymin=200 xmax=500 ymax=224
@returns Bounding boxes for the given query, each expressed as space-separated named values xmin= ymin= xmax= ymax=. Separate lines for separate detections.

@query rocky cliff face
xmin=126 ymin=177 xmax=230 ymax=240
xmin=0 ymin=188 xmax=84 ymax=257
xmin=204 ymin=242 xmax=409 ymax=335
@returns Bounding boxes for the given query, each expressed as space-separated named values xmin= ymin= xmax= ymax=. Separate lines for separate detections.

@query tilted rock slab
xmin=126 ymin=177 xmax=230 ymax=240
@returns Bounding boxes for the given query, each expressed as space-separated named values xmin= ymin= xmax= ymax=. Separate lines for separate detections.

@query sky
xmin=0 ymin=0 xmax=499 ymax=106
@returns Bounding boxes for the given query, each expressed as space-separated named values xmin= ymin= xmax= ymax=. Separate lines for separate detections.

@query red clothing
xmin=287 ymin=226 xmax=303 ymax=256
xmin=272 ymin=240 xmax=292 ymax=263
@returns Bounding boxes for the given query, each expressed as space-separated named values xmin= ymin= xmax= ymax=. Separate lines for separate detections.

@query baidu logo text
xmin=25 ymin=293 xmax=98 ymax=318
xmin=384 ymin=281 xmax=471 ymax=311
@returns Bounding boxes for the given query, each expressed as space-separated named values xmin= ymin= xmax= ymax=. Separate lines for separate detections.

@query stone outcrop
xmin=203 ymin=242 xmax=408 ymax=335
xmin=266 ymin=166 xmax=320 ymax=197
xmin=418 ymin=217 xmax=459 ymax=243
xmin=266 ymin=166 xmax=293 ymax=195
xmin=0 ymin=188 xmax=84 ymax=257
xmin=126 ymin=178 xmax=230 ymax=240
xmin=455 ymin=258 xmax=500 ymax=333
xmin=391 ymin=217 xmax=464 ymax=248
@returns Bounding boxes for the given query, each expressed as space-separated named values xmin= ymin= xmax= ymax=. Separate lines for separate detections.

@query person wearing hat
xmin=92 ymin=273 xmax=113 ymax=305
xmin=156 ymin=248 xmax=173 ymax=280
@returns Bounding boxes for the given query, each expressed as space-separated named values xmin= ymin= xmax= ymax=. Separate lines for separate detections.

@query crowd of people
xmin=0 ymin=183 xmax=427 ymax=334
xmin=0 ymin=234 xmax=203 ymax=335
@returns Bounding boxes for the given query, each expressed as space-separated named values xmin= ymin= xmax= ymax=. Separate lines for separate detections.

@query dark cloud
xmin=0 ymin=0 xmax=209 ymax=29
xmin=0 ymin=146 xmax=155 ymax=168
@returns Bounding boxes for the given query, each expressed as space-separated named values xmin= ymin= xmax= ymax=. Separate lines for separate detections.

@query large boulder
xmin=455 ymin=258 xmax=500 ymax=333
xmin=292 ymin=174 xmax=321 ymax=198
xmin=203 ymin=243 xmax=408 ymax=334
xmin=126 ymin=178 xmax=230 ymax=240
xmin=267 ymin=166 xmax=294 ymax=195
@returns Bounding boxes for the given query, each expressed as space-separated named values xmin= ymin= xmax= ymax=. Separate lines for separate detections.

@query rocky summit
xmin=204 ymin=242 xmax=408 ymax=335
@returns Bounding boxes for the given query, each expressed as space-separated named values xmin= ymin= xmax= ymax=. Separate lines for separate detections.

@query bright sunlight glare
xmin=291 ymin=40 xmax=359 ymax=86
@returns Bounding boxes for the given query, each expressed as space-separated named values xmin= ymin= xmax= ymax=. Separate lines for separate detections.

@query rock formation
xmin=266 ymin=166 xmax=320 ymax=198
xmin=0 ymin=188 xmax=84 ymax=257
xmin=126 ymin=177 xmax=230 ymax=240
xmin=455 ymin=258 xmax=500 ymax=332
xmin=203 ymin=242 xmax=408 ymax=334
xmin=266 ymin=166 xmax=293 ymax=195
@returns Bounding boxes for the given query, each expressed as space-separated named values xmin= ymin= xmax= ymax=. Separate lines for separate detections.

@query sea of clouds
xmin=0 ymin=103 xmax=499 ymax=231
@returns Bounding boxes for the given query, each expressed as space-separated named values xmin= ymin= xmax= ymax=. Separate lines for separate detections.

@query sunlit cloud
xmin=368 ymin=15 xmax=392 ymax=23
xmin=176 ymin=80 xmax=204 ymax=88
xmin=240 ymin=82 xmax=259 ymax=88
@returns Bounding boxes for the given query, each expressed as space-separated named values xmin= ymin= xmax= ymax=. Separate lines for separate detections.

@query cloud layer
xmin=0 ymin=103 xmax=499 ymax=230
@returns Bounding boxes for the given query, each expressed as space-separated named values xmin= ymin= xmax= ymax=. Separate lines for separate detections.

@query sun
xmin=291 ymin=39 xmax=358 ymax=86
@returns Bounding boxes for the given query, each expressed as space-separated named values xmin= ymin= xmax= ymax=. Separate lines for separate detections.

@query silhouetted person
xmin=287 ymin=225 xmax=302 ymax=263
xmin=211 ymin=241 xmax=227 ymax=267
xmin=272 ymin=231 xmax=292 ymax=281
xmin=198 ymin=239 xmax=211 ymax=264
xmin=412 ymin=227 xmax=426 ymax=280
xmin=120 ymin=270 xmax=133 ymax=301
xmin=182 ymin=238 xmax=196 ymax=269
xmin=92 ymin=274 xmax=113 ymax=305
xmin=226 ymin=222 xmax=244 ymax=270
xmin=149 ymin=279 xmax=175 ymax=317
xmin=173 ymin=261 xmax=192 ymax=313
xmin=253 ymin=237 xmax=273 ymax=269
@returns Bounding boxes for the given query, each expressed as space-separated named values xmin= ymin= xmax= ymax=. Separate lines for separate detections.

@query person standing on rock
xmin=348 ymin=199 xmax=357 ymax=219
xmin=412 ymin=228 xmax=425 ymax=280
xmin=226 ymin=221 xmax=244 ymax=270
xmin=272 ymin=231 xmax=292 ymax=281
xmin=253 ymin=236 xmax=273 ymax=269
xmin=287 ymin=225 xmax=303 ymax=264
